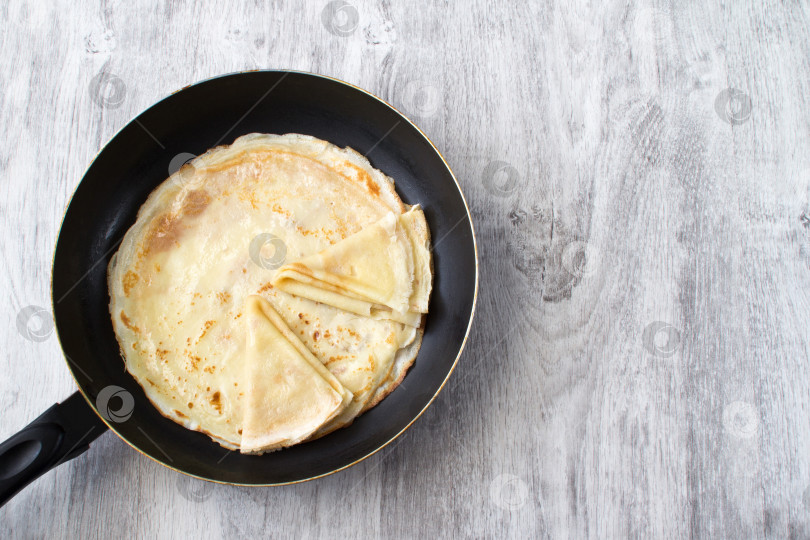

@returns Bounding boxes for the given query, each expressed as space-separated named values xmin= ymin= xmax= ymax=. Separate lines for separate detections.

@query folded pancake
xmin=241 ymin=296 xmax=351 ymax=453
xmin=108 ymin=133 xmax=431 ymax=450
xmin=273 ymin=207 xmax=432 ymax=326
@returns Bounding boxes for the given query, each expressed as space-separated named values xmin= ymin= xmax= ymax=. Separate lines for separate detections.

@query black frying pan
xmin=0 ymin=71 xmax=477 ymax=505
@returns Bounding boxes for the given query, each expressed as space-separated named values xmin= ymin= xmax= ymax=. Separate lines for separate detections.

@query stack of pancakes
xmin=107 ymin=134 xmax=432 ymax=453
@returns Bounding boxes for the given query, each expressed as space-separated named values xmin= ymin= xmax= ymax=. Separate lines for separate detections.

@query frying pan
xmin=0 ymin=71 xmax=477 ymax=506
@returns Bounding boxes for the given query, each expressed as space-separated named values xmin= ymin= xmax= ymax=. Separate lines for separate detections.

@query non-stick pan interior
xmin=51 ymin=71 xmax=476 ymax=484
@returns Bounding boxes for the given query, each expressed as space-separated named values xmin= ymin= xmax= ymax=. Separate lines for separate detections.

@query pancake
xmin=107 ymin=133 xmax=432 ymax=452
xmin=273 ymin=207 xmax=431 ymax=326
xmin=241 ymin=296 xmax=351 ymax=453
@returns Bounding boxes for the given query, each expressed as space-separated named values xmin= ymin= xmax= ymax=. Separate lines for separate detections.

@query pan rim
xmin=50 ymin=68 xmax=479 ymax=486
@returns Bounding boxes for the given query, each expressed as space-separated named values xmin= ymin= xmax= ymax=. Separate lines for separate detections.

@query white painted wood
xmin=2 ymin=0 xmax=810 ymax=537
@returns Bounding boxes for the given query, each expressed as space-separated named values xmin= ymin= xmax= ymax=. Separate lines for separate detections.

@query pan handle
xmin=0 ymin=391 xmax=108 ymax=507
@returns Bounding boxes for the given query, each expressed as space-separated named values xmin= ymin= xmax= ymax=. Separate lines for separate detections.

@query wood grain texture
xmin=2 ymin=0 xmax=810 ymax=537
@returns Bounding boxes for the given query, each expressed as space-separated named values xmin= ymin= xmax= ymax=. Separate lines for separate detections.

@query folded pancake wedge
xmin=241 ymin=296 xmax=351 ymax=454
xmin=273 ymin=207 xmax=432 ymax=326
xmin=399 ymin=208 xmax=432 ymax=313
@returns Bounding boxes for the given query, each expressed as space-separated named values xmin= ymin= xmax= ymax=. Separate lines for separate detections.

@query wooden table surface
xmin=2 ymin=1 xmax=809 ymax=538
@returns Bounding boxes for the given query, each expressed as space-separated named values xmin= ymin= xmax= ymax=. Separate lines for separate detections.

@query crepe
xmin=273 ymin=208 xmax=431 ymax=326
xmin=107 ymin=133 xmax=432 ymax=452
xmin=241 ymin=296 xmax=351 ymax=453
